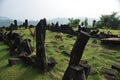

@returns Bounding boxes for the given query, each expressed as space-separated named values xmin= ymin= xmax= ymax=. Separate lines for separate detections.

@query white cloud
xmin=0 ymin=0 xmax=119 ymax=20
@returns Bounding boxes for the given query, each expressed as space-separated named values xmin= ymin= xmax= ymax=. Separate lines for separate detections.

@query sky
xmin=0 ymin=0 xmax=120 ymax=21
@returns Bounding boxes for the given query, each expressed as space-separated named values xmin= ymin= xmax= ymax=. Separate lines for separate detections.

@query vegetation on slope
xmin=0 ymin=28 xmax=120 ymax=80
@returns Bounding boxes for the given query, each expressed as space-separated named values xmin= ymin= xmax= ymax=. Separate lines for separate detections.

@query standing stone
xmin=9 ymin=23 xmax=14 ymax=31
xmin=14 ymin=20 xmax=18 ymax=27
xmin=92 ymin=20 xmax=96 ymax=27
xmin=35 ymin=18 xmax=47 ymax=71
xmin=25 ymin=19 xmax=28 ymax=28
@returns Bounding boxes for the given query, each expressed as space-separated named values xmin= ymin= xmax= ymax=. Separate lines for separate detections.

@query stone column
xmin=35 ymin=18 xmax=47 ymax=71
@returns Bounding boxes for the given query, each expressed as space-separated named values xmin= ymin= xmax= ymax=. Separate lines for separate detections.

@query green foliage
xmin=68 ymin=18 xmax=80 ymax=28
xmin=0 ymin=28 xmax=120 ymax=80
xmin=96 ymin=12 xmax=120 ymax=29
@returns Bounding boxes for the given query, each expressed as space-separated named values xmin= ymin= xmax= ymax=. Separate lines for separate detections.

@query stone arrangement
xmin=0 ymin=18 xmax=120 ymax=80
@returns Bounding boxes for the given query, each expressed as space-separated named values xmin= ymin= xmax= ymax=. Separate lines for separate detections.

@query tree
xmin=84 ymin=18 xmax=88 ymax=28
xmin=68 ymin=18 xmax=80 ymax=28
xmin=96 ymin=12 xmax=120 ymax=29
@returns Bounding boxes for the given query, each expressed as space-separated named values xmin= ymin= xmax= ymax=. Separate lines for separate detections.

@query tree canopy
xmin=68 ymin=18 xmax=80 ymax=28
xmin=96 ymin=12 xmax=120 ymax=29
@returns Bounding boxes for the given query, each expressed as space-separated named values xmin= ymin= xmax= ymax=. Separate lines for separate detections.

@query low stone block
xmin=8 ymin=58 xmax=21 ymax=65
xmin=48 ymin=57 xmax=57 ymax=68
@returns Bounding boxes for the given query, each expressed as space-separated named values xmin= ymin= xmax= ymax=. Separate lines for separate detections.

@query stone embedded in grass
xmin=101 ymin=67 xmax=116 ymax=76
xmin=8 ymin=58 xmax=21 ymax=66
xmin=62 ymin=51 xmax=71 ymax=56
xmin=89 ymin=69 xmax=98 ymax=75
xmin=103 ymin=74 xmax=118 ymax=80
xmin=58 ymin=45 xmax=64 ymax=50
xmin=111 ymin=64 xmax=120 ymax=72
xmin=116 ymin=56 xmax=120 ymax=62
xmin=66 ymin=34 xmax=73 ymax=38
xmin=48 ymin=57 xmax=57 ymax=68
xmin=103 ymin=50 xmax=117 ymax=55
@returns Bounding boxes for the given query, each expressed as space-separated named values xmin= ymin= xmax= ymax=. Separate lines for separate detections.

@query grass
xmin=0 ymin=28 xmax=120 ymax=80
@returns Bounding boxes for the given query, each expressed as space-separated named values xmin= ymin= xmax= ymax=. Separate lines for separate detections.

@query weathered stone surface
xmin=101 ymin=38 xmax=120 ymax=45
xmin=66 ymin=34 xmax=73 ymax=38
xmin=35 ymin=18 xmax=47 ymax=71
xmin=63 ymin=31 xmax=90 ymax=80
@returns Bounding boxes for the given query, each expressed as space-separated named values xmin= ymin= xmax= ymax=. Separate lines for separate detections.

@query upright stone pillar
xmin=35 ymin=18 xmax=47 ymax=71
xmin=14 ymin=20 xmax=18 ymax=29
xmin=25 ymin=19 xmax=28 ymax=28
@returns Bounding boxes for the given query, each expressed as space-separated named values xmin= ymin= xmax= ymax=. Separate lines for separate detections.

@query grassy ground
xmin=0 ymin=28 xmax=120 ymax=80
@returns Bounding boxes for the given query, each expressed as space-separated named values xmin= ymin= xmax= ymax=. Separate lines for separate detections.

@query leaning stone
xmin=111 ymin=64 xmax=120 ymax=72
xmin=8 ymin=58 xmax=21 ymax=66
xmin=101 ymin=67 xmax=116 ymax=76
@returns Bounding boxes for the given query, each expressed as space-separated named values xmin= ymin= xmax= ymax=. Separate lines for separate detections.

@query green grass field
xmin=0 ymin=28 xmax=120 ymax=80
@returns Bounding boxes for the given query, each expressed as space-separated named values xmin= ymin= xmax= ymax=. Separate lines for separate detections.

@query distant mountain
xmin=47 ymin=17 xmax=99 ymax=25
xmin=0 ymin=16 xmax=99 ymax=27
xmin=0 ymin=16 xmax=11 ymax=20
xmin=47 ymin=18 xmax=69 ymax=25
xmin=0 ymin=16 xmax=38 ymax=27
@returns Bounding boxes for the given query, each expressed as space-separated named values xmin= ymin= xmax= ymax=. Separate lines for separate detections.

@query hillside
xmin=0 ymin=28 xmax=120 ymax=80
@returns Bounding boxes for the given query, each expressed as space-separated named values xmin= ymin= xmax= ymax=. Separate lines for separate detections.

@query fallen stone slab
xmin=111 ymin=64 xmax=120 ymax=72
xmin=101 ymin=38 xmax=120 ymax=45
xmin=101 ymin=67 xmax=116 ymax=76
xmin=103 ymin=74 xmax=118 ymax=80
xmin=8 ymin=58 xmax=21 ymax=66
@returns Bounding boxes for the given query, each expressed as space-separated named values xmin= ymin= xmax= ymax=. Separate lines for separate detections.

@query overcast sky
xmin=0 ymin=0 xmax=120 ymax=21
